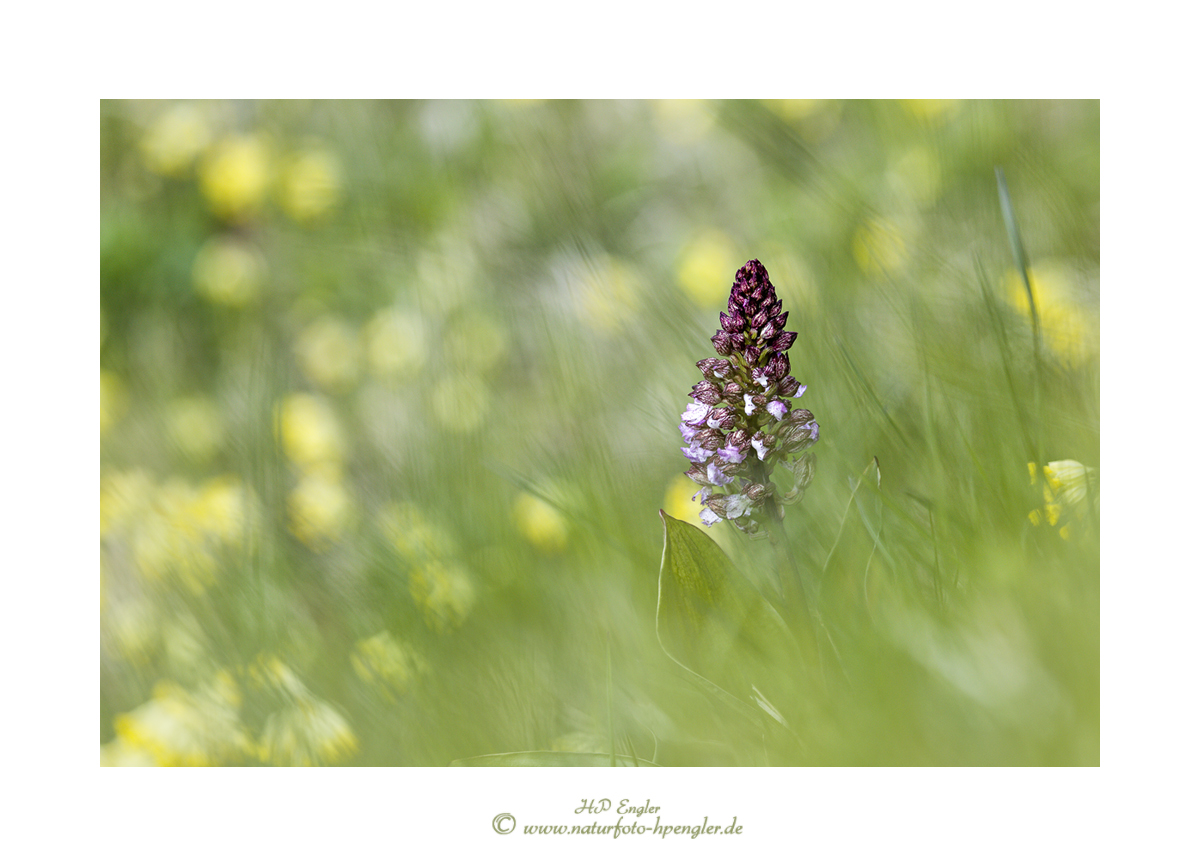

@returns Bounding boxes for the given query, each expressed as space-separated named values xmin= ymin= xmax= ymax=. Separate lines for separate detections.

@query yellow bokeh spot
xmin=513 ymin=492 xmax=569 ymax=553
xmin=192 ymin=236 xmax=266 ymax=308
xmin=351 ymin=631 xmax=424 ymax=701
xmin=277 ymin=392 xmax=345 ymax=471
xmin=165 ymin=395 xmax=224 ymax=462
xmin=140 ymin=103 xmax=213 ymax=177
xmin=762 ymin=99 xmax=842 ymax=142
xmin=852 ymin=217 xmax=910 ymax=276
xmin=651 ymin=100 xmax=715 ymax=146
xmin=410 ymin=560 xmax=476 ymax=633
xmin=1005 ymin=261 xmax=1098 ymax=366
xmin=287 ymin=470 xmax=353 ymax=551
xmin=902 ymin=100 xmax=961 ymax=122
xmin=199 ymin=134 xmax=273 ymax=221
xmin=100 ymin=369 xmax=128 ymax=434
xmin=295 ymin=316 xmax=361 ymax=393
xmin=664 ymin=474 xmax=707 ymax=529
xmin=112 ymin=675 xmax=251 ymax=766
xmin=254 ymin=665 xmax=359 ymax=766
xmin=378 ymin=500 xmax=456 ymax=563
xmin=277 ymin=147 xmax=341 ymax=223
xmin=677 ymin=230 xmax=740 ymax=307
xmin=362 ymin=308 xmax=428 ymax=382
xmin=116 ymin=475 xmax=249 ymax=594
xmin=575 ymin=255 xmax=643 ymax=333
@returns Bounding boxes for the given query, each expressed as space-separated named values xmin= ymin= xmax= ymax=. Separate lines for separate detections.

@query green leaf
xmin=450 ymin=751 xmax=659 ymax=767
xmin=656 ymin=511 xmax=801 ymax=710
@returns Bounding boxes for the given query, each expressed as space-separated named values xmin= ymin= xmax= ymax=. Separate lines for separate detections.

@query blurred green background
xmin=100 ymin=100 xmax=1098 ymax=766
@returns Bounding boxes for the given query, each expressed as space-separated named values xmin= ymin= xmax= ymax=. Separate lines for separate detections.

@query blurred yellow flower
xmin=1027 ymin=459 xmax=1098 ymax=539
xmin=191 ymin=475 xmax=253 ymax=544
xmin=852 ymin=216 xmax=910 ymax=275
xmin=100 ymin=738 xmax=157 ymax=766
xmin=259 ymin=699 xmax=359 ymax=766
xmin=410 ymin=560 xmax=476 ymax=633
xmin=277 ymin=392 xmax=346 ymax=471
xmin=100 ymin=369 xmax=128 ymax=434
xmin=199 ymin=133 xmax=273 ymax=221
xmin=250 ymin=656 xmax=359 ymax=765
xmin=362 ymin=308 xmax=428 ymax=382
xmin=192 ymin=235 xmax=266 ymax=308
xmin=130 ymin=478 xmax=219 ymax=593
xmin=104 ymin=595 xmax=159 ymax=667
xmin=1006 ymin=260 xmax=1098 ymax=366
xmin=165 ymin=395 xmax=224 ymax=462
xmin=513 ymin=491 xmax=569 ymax=553
xmin=351 ymin=631 xmax=424 ymax=701
xmin=112 ymin=673 xmax=250 ymax=766
xmin=295 ymin=315 xmax=361 ymax=393
xmin=106 ymin=472 xmax=254 ymax=592
xmin=100 ymin=468 xmax=156 ymax=537
xmin=140 ymin=103 xmax=213 ymax=177
xmin=676 ymin=230 xmax=740 ymax=307
xmin=378 ymin=500 xmax=455 ymax=563
xmin=276 ymin=147 xmax=342 ymax=222
xmin=287 ymin=470 xmax=353 ymax=551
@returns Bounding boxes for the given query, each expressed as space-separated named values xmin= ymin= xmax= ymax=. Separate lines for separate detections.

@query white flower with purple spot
xmin=699 ymin=507 xmax=721 ymax=526
xmin=767 ymin=399 xmax=788 ymax=420
xmin=706 ymin=462 xmax=732 ymax=486
xmin=717 ymin=442 xmax=746 ymax=464
xmin=682 ymin=443 xmax=715 ymax=462
xmin=751 ymin=432 xmax=770 ymax=461
xmin=681 ymin=402 xmax=709 ymax=425
xmin=724 ymin=494 xmax=752 ymax=519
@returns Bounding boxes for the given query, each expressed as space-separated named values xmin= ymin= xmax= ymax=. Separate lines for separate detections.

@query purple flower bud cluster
xmin=679 ymin=259 xmax=819 ymax=534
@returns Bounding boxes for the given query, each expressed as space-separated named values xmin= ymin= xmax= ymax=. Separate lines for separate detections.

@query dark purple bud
xmin=711 ymin=331 xmax=733 ymax=355
xmin=773 ymin=331 xmax=798 ymax=352
xmin=730 ymin=332 xmax=746 ymax=351
xmin=708 ymin=406 xmax=737 ymax=429
xmin=695 ymin=428 xmax=723 ymax=451
xmin=772 ymin=310 xmax=788 ymax=330
xmin=719 ymin=312 xmax=744 ymax=334
xmin=697 ymin=357 xmax=733 ymax=380
xmin=745 ymin=343 xmax=761 ymax=365
xmin=760 ymin=320 xmax=778 ymax=342
xmin=766 ymin=352 xmax=790 ymax=380
xmin=787 ymin=408 xmax=815 ymax=425
xmin=722 ymin=380 xmax=744 ymax=400
xmin=742 ymin=482 xmax=767 ymax=503
xmin=726 ymin=428 xmax=750 ymax=451
xmin=751 ymin=310 xmax=769 ymax=330
xmin=684 ymin=463 xmax=709 ymax=484
xmin=778 ymin=376 xmax=800 ymax=397
xmin=689 ymin=381 xmax=721 ymax=405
